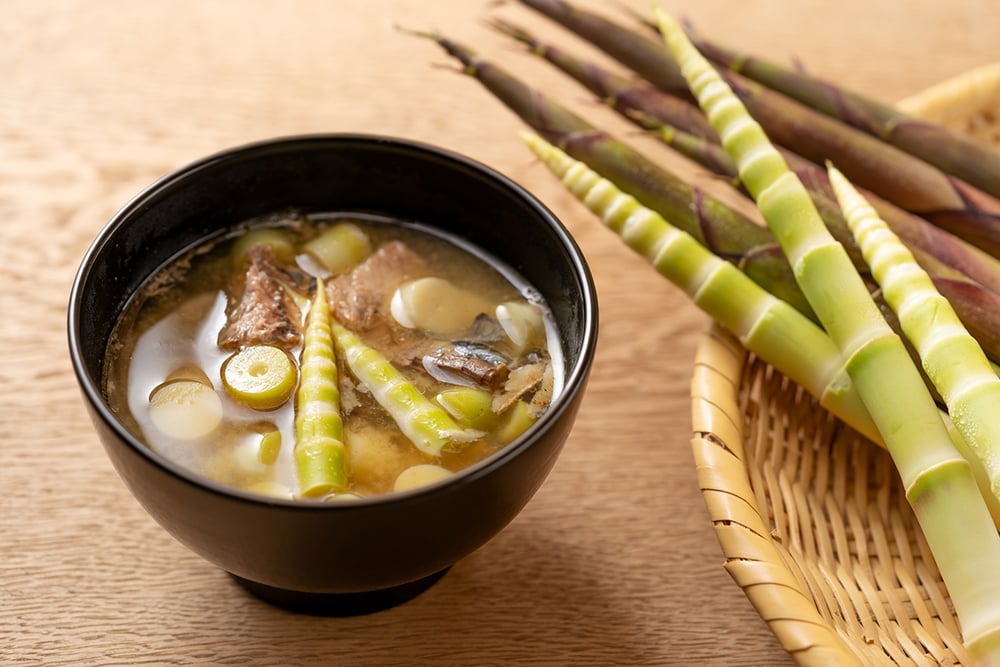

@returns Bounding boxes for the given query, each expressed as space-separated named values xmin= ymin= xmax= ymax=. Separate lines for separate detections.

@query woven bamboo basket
xmin=689 ymin=65 xmax=1000 ymax=667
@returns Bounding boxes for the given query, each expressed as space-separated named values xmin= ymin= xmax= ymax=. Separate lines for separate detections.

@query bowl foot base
xmin=230 ymin=568 xmax=450 ymax=616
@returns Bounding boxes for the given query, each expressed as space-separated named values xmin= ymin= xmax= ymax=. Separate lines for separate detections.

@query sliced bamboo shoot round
xmin=164 ymin=364 xmax=213 ymax=385
xmin=148 ymin=379 xmax=223 ymax=440
xmin=496 ymin=300 xmax=545 ymax=349
xmin=435 ymin=387 xmax=499 ymax=431
xmin=301 ymin=223 xmax=372 ymax=276
xmin=496 ymin=400 xmax=538 ymax=444
xmin=230 ymin=228 xmax=295 ymax=268
xmin=393 ymin=464 xmax=453 ymax=492
xmin=256 ymin=428 xmax=282 ymax=465
xmin=390 ymin=276 xmax=493 ymax=337
xmin=222 ymin=345 xmax=297 ymax=410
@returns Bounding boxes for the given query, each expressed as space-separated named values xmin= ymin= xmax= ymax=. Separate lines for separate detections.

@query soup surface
xmin=104 ymin=211 xmax=562 ymax=500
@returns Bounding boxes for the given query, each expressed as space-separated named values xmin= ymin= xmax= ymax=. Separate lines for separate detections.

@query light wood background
xmin=4 ymin=1 xmax=1000 ymax=664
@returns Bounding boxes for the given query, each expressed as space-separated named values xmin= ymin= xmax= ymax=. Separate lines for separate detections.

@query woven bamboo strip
xmin=691 ymin=324 xmax=971 ymax=665
xmin=897 ymin=62 xmax=1000 ymax=144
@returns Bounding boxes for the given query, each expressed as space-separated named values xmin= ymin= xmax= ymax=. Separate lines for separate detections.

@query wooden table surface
xmin=4 ymin=1 xmax=1000 ymax=664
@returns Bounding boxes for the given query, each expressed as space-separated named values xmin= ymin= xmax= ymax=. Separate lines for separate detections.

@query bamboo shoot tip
xmin=652 ymin=4 xmax=676 ymax=28
xmin=395 ymin=24 xmax=433 ymax=40
xmin=519 ymin=130 xmax=544 ymax=150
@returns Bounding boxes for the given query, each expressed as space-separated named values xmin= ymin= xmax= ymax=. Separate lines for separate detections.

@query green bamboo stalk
xmin=686 ymin=121 xmax=1000 ymax=304
xmin=656 ymin=7 xmax=1000 ymax=659
xmin=520 ymin=130 xmax=880 ymax=445
xmin=694 ymin=36 xmax=1000 ymax=202
xmin=653 ymin=102 xmax=1000 ymax=324
xmin=830 ymin=164 xmax=1000 ymax=499
xmin=649 ymin=116 xmax=1000 ymax=366
xmin=294 ymin=277 xmax=348 ymax=497
xmin=519 ymin=0 xmax=1000 ymax=258
xmin=654 ymin=121 xmax=739 ymax=181
xmin=331 ymin=321 xmax=473 ymax=458
xmin=411 ymin=27 xmax=814 ymax=319
xmin=721 ymin=73 xmax=1000 ymax=245
xmin=785 ymin=149 xmax=1000 ymax=298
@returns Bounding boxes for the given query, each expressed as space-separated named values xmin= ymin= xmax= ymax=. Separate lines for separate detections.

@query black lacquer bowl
xmin=67 ymin=134 xmax=598 ymax=615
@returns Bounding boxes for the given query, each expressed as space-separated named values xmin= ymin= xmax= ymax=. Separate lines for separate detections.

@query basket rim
xmin=690 ymin=324 xmax=866 ymax=666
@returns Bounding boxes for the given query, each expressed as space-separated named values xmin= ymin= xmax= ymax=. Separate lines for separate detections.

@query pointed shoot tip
xmin=826 ymin=161 xmax=847 ymax=188
xmin=395 ymin=24 xmax=440 ymax=42
xmin=518 ymin=129 xmax=541 ymax=147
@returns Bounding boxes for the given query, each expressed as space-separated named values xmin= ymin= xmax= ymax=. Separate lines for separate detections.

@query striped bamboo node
xmin=690 ymin=70 xmax=1000 ymax=666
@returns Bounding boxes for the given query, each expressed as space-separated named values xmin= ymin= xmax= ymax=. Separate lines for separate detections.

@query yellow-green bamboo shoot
xmin=829 ymin=164 xmax=1000 ymax=500
xmin=520 ymin=131 xmax=879 ymax=444
xmin=655 ymin=6 xmax=1000 ymax=659
xmin=222 ymin=345 xmax=297 ymax=410
xmin=294 ymin=277 xmax=347 ymax=497
xmin=331 ymin=321 xmax=473 ymax=457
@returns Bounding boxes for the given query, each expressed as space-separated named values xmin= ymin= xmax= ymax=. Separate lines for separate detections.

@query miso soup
xmin=103 ymin=211 xmax=563 ymax=501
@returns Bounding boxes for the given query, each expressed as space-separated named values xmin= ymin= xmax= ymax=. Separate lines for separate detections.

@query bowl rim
xmin=67 ymin=132 xmax=599 ymax=510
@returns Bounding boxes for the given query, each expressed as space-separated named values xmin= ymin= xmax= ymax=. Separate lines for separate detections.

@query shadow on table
xmin=221 ymin=520 xmax=669 ymax=665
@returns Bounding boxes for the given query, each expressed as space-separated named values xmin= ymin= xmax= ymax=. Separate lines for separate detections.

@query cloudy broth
xmin=103 ymin=211 xmax=562 ymax=500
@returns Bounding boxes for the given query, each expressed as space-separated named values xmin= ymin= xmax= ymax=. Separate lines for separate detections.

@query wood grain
xmin=4 ymin=1 xmax=1000 ymax=664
